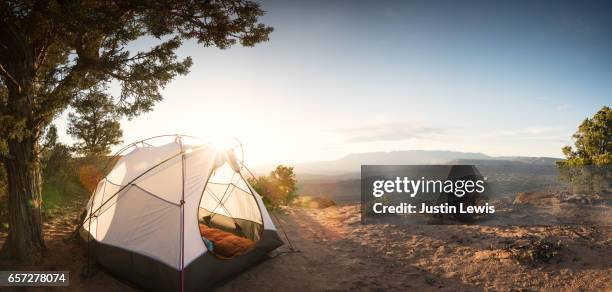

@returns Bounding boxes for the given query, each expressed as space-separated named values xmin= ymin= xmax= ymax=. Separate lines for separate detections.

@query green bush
xmin=557 ymin=165 xmax=610 ymax=194
xmin=248 ymin=165 xmax=298 ymax=210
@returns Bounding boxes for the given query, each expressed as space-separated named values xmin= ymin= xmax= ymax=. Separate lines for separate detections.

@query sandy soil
xmin=219 ymin=205 xmax=611 ymax=291
xmin=0 ymin=203 xmax=610 ymax=291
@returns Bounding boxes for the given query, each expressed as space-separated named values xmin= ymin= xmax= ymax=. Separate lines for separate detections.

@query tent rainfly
xmin=79 ymin=135 xmax=283 ymax=291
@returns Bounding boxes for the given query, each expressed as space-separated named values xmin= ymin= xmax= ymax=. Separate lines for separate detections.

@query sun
xmin=211 ymin=138 xmax=234 ymax=152
xmin=187 ymin=111 xmax=280 ymax=165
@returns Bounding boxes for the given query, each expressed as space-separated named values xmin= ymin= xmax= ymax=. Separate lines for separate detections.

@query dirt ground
xmin=220 ymin=205 xmax=611 ymax=291
xmin=0 ymin=203 xmax=610 ymax=291
xmin=0 ymin=201 xmax=135 ymax=291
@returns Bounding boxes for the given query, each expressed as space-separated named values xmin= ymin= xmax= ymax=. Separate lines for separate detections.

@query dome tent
xmin=79 ymin=135 xmax=283 ymax=291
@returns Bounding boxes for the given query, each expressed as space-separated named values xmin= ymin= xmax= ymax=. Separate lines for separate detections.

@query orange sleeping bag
xmin=199 ymin=224 xmax=255 ymax=258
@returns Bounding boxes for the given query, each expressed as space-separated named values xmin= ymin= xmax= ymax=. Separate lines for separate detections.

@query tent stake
xmin=271 ymin=212 xmax=299 ymax=253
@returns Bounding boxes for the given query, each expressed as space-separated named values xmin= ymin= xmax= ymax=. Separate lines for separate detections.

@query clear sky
xmin=55 ymin=0 xmax=612 ymax=165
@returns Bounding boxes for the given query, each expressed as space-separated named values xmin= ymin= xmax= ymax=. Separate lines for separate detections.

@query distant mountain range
xmin=249 ymin=150 xmax=564 ymax=204
xmin=285 ymin=150 xmax=561 ymax=177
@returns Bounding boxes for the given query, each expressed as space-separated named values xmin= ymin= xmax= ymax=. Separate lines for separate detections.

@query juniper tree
xmin=557 ymin=106 xmax=611 ymax=193
xmin=559 ymin=106 xmax=611 ymax=166
xmin=68 ymin=90 xmax=122 ymax=156
xmin=248 ymin=165 xmax=298 ymax=208
xmin=0 ymin=0 xmax=272 ymax=262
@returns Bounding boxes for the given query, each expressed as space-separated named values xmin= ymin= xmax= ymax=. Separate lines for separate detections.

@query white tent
xmin=80 ymin=135 xmax=283 ymax=291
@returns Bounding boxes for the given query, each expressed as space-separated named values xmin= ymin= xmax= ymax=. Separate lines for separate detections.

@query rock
xmin=561 ymin=193 xmax=593 ymax=205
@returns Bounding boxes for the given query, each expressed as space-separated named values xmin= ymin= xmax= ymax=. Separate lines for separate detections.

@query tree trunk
xmin=0 ymin=136 xmax=45 ymax=263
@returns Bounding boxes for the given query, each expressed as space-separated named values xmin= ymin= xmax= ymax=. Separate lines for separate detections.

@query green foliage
xmin=68 ymin=90 xmax=123 ymax=156
xmin=0 ymin=0 xmax=272 ymax=179
xmin=40 ymin=144 xmax=86 ymax=217
xmin=0 ymin=142 xmax=87 ymax=221
xmin=248 ymin=176 xmax=275 ymax=210
xmin=0 ymin=1 xmax=273 ymax=142
xmin=42 ymin=143 xmax=73 ymax=175
xmin=0 ymin=0 xmax=274 ymax=207
xmin=559 ymin=106 xmax=611 ymax=166
xmin=40 ymin=125 xmax=58 ymax=152
xmin=248 ymin=165 xmax=298 ymax=210
xmin=42 ymin=143 xmax=77 ymax=193
xmin=38 ymin=142 xmax=113 ymax=218
xmin=270 ymin=165 xmax=299 ymax=204
xmin=557 ymin=106 xmax=612 ymax=193
xmin=0 ymin=1 xmax=272 ymax=258
xmin=557 ymin=165 xmax=610 ymax=194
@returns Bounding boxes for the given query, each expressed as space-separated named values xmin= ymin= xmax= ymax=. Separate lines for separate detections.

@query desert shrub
xmin=248 ymin=165 xmax=298 ymax=210
xmin=505 ymin=237 xmax=562 ymax=263
xmin=557 ymin=165 xmax=610 ymax=194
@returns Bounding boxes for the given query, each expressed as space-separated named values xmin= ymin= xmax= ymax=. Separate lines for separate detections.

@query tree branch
xmin=0 ymin=64 xmax=20 ymax=89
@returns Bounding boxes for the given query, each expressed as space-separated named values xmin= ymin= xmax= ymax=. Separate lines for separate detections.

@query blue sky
xmin=56 ymin=0 xmax=612 ymax=164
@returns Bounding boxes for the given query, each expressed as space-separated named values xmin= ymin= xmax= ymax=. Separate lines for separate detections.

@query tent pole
xmin=178 ymin=136 xmax=186 ymax=292
xmin=207 ymin=172 xmax=237 ymax=221
xmin=86 ymin=213 xmax=91 ymax=275
xmin=238 ymin=163 xmax=300 ymax=253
